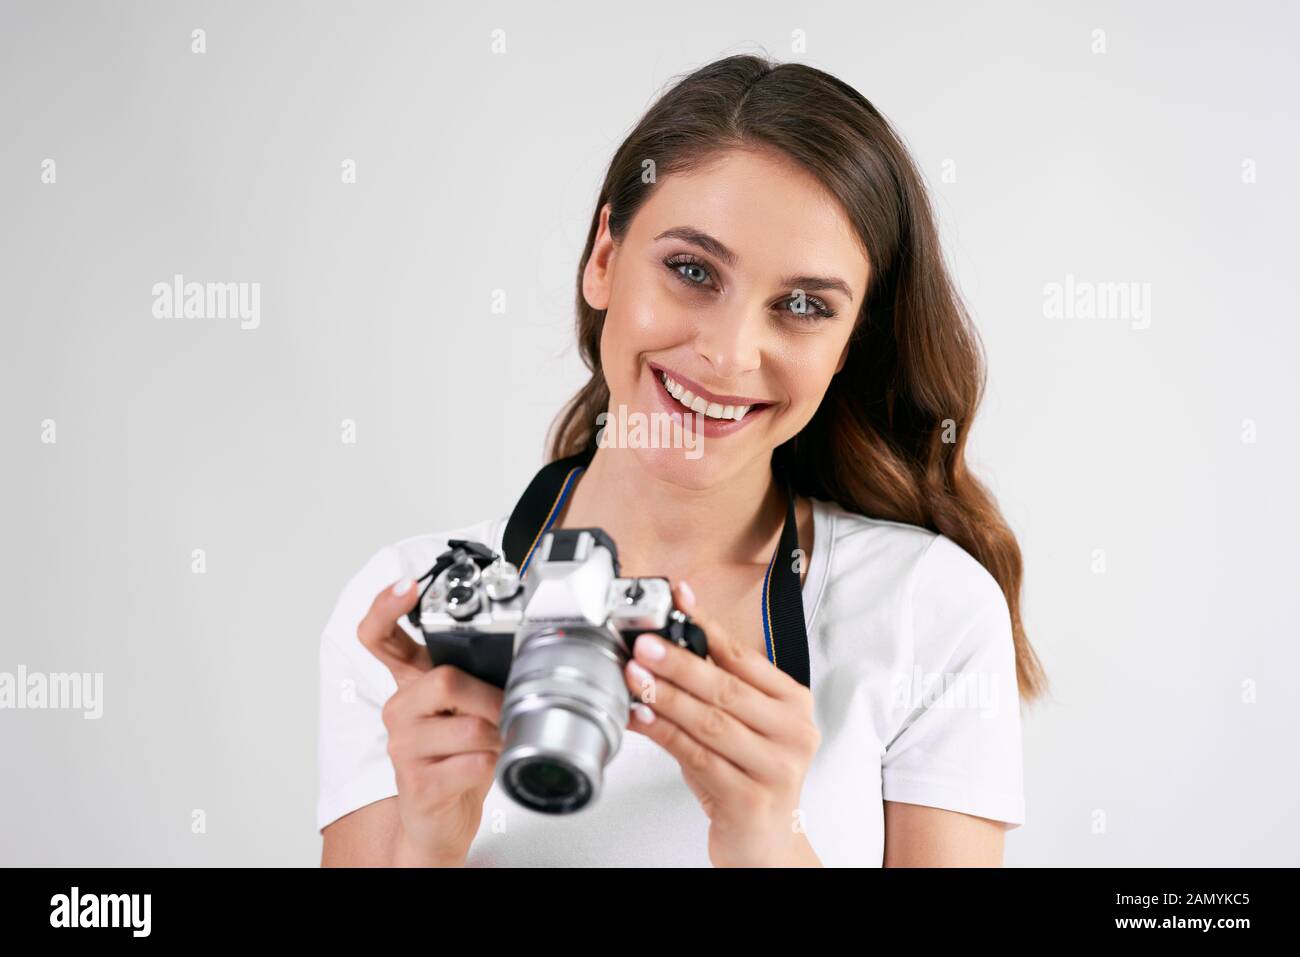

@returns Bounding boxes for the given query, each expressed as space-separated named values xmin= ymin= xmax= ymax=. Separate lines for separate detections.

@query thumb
xmin=671 ymin=578 xmax=745 ymax=670
xmin=670 ymin=578 xmax=719 ymax=649
xmin=358 ymin=577 xmax=432 ymax=687
xmin=672 ymin=578 xmax=702 ymax=621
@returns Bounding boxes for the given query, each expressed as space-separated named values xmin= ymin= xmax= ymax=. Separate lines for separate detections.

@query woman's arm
xmin=882 ymin=801 xmax=1007 ymax=866
xmin=320 ymin=797 xmax=401 ymax=867
xmin=321 ymin=796 xmax=473 ymax=867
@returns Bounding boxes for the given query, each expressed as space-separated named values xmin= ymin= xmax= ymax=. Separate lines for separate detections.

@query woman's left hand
xmin=623 ymin=580 xmax=823 ymax=867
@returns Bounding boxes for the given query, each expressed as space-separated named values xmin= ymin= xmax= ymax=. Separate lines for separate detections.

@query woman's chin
xmin=595 ymin=393 xmax=775 ymax=489
xmin=632 ymin=445 xmax=716 ymax=489
xmin=607 ymin=439 xmax=765 ymax=493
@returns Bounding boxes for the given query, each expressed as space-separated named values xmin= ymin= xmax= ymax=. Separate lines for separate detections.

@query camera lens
xmin=496 ymin=626 xmax=627 ymax=814
xmin=503 ymin=756 xmax=592 ymax=814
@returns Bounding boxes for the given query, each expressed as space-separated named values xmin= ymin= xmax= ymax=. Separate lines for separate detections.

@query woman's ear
xmin=581 ymin=202 xmax=616 ymax=311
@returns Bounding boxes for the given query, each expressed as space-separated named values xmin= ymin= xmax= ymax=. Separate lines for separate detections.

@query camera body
xmin=403 ymin=527 xmax=707 ymax=814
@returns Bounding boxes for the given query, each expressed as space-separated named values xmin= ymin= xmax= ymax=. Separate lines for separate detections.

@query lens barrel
xmin=495 ymin=626 xmax=630 ymax=814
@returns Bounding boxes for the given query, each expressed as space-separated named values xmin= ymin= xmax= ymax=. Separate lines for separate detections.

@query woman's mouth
xmin=658 ymin=369 xmax=759 ymax=421
xmin=647 ymin=362 xmax=774 ymax=436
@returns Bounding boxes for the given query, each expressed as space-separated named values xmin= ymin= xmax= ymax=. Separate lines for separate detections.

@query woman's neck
xmin=554 ymin=446 xmax=786 ymax=578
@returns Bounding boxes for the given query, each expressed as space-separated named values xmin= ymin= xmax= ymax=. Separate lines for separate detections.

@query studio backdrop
xmin=2 ymin=0 xmax=1297 ymax=866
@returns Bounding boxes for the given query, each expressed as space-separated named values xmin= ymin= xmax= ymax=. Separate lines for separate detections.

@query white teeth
xmin=659 ymin=370 xmax=758 ymax=421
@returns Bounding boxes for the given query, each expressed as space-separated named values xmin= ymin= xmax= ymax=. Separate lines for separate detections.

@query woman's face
xmin=582 ymin=147 xmax=871 ymax=488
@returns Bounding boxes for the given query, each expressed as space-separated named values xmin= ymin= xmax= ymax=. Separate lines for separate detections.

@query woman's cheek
xmin=626 ymin=281 xmax=691 ymax=346
xmin=772 ymin=344 xmax=835 ymax=424
xmin=598 ymin=299 xmax=671 ymax=401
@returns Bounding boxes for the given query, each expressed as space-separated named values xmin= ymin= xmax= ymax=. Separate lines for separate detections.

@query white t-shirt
xmin=317 ymin=496 xmax=1026 ymax=866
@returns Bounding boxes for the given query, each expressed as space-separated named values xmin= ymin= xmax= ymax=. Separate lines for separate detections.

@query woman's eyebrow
xmin=654 ymin=226 xmax=740 ymax=267
xmin=780 ymin=274 xmax=854 ymax=301
xmin=653 ymin=225 xmax=855 ymax=301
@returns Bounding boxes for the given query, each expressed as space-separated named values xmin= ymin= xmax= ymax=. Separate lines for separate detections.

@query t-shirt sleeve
xmin=879 ymin=534 xmax=1026 ymax=829
xmin=316 ymin=544 xmax=405 ymax=832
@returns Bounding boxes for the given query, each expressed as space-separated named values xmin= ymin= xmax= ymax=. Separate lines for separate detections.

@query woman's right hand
xmin=357 ymin=577 xmax=505 ymax=867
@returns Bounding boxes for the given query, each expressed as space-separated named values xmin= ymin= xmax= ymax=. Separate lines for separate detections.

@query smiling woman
xmin=317 ymin=53 xmax=1048 ymax=868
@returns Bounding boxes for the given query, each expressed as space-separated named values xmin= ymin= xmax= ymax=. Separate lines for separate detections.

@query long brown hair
xmin=547 ymin=54 xmax=1048 ymax=704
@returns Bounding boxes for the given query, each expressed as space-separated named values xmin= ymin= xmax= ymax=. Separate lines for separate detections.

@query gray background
xmin=2 ymin=0 xmax=1296 ymax=866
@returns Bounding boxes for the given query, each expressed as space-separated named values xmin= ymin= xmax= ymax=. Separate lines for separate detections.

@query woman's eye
xmin=664 ymin=256 xmax=713 ymax=287
xmin=663 ymin=255 xmax=836 ymax=322
xmin=782 ymin=295 xmax=836 ymax=321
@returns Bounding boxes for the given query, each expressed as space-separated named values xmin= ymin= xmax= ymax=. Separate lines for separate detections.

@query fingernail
xmin=393 ymin=578 xmax=414 ymax=596
xmin=636 ymin=633 xmax=666 ymax=660
xmin=627 ymin=659 xmax=653 ymax=686
xmin=631 ymin=703 xmax=656 ymax=724
xmin=679 ymin=580 xmax=696 ymax=610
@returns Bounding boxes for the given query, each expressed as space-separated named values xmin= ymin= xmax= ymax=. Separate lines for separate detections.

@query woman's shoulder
xmin=811 ymin=497 xmax=1008 ymax=627
xmin=810 ymin=498 xmax=1013 ymax=688
xmin=813 ymin=496 xmax=936 ymax=553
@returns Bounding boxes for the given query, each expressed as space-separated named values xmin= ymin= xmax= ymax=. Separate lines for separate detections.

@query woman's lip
xmin=648 ymin=364 xmax=771 ymax=436
xmin=646 ymin=361 xmax=773 ymax=408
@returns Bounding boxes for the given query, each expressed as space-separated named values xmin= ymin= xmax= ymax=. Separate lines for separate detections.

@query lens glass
xmin=504 ymin=756 xmax=592 ymax=814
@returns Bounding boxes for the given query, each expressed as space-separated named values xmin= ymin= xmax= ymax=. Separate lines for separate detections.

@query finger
xmin=627 ymin=698 xmax=750 ymax=797
xmin=673 ymin=579 xmax=803 ymax=702
xmin=630 ymin=631 xmax=790 ymax=739
xmin=386 ymin=663 xmax=505 ymax=727
xmin=358 ymin=577 xmax=431 ymax=687
xmin=388 ymin=712 xmax=504 ymax=763
xmin=624 ymin=658 xmax=788 ymax=784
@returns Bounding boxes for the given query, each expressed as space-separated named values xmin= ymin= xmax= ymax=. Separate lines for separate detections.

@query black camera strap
xmin=501 ymin=445 xmax=811 ymax=689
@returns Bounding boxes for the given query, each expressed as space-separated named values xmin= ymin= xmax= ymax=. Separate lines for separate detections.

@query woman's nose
xmin=694 ymin=303 xmax=763 ymax=380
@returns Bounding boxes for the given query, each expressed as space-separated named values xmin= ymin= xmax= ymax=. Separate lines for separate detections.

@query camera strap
xmin=501 ymin=445 xmax=811 ymax=689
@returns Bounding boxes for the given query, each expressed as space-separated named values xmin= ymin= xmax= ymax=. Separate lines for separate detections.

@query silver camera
xmin=403 ymin=527 xmax=707 ymax=814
